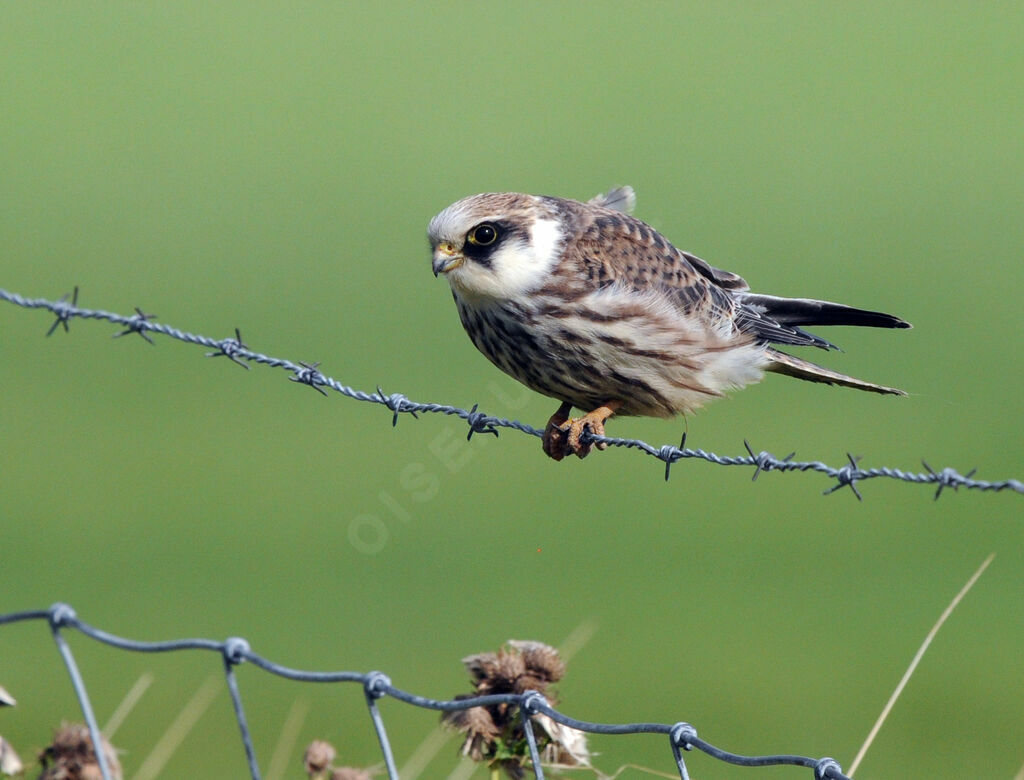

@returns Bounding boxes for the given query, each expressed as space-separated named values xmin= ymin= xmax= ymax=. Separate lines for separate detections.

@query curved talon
xmin=542 ymin=401 xmax=620 ymax=461
xmin=542 ymin=401 xmax=572 ymax=461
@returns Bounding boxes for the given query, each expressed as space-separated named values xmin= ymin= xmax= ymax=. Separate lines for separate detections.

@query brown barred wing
xmin=558 ymin=203 xmax=743 ymax=327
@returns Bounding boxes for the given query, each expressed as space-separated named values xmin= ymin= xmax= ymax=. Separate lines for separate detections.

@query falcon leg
xmin=542 ymin=401 xmax=573 ymax=461
xmin=564 ymin=401 xmax=620 ymax=459
xmin=543 ymin=401 xmax=622 ymax=461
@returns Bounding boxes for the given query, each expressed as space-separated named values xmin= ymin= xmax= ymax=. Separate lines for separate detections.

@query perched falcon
xmin=429 ymin=187 xmax=910 ymax=461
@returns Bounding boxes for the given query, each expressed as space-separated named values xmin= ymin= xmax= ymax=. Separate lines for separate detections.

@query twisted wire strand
xmin=1 ymin=604 xmax=853 ymax=780
xmin=1 ymin=287 xmax=1020 ymax=498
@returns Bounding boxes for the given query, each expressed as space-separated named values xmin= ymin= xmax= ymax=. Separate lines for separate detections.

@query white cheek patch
xmin=529 ymin=216 xmax=563 ymax=268
xmin=490 ymin=217 xmax=563 ymax=297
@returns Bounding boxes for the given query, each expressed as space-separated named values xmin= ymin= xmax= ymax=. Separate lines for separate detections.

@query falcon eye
xmin=467 ymin=223 xmax=498 ymax=247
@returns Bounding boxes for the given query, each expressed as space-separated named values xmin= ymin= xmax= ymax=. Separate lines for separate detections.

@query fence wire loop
xmin=223 ymin=637 xmax=251 ymax=665
xmin=815 ymin=757 xmax=842 ymax=779
xmin=47 ymin=602 xmax=77 ymax=629
xmin=364 ymin=671 xmax=391 ymax=699
xmin=1 ymin=287 xmax=1021 ymax=499
xmin=520 ymin=690 xmax=548 ymax=715
xmin=670 ymin=722 xmax=698 ymax=751
xmin=670 ymin=722 xmax=698 ymax=780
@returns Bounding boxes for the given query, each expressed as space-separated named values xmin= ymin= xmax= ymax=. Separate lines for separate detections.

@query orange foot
xmin=542 ymin=401 xmax=621 ymax=461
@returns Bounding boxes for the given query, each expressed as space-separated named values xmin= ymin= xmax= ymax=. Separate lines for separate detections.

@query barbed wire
xmin=1 ymin=286 xmax=1021 ymax=499
xmin=0 ymin=603 xmax=852 ymax=780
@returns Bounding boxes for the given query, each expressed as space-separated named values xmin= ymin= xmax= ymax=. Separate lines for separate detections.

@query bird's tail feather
xmin=741 ymin=293 xmax=911 ymax=330
xmin=767 ymin=348 xmax=907 ymax=396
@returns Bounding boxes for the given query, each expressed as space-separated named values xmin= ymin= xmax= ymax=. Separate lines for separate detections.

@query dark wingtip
xmin=868 ymin=311 xmax=911 ymax=329
xmin=850 ymin=310 xmax=912 ymax=330
xmin=741 ymin=294 xmax=912 ymax=330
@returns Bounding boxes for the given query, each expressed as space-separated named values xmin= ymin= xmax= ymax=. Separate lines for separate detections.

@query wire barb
xmin=660 ymin=432 xmax=688 ymax=482
xmin=922 ymin=460 xmax=978 ymax=501
xmin=206 ymin=328 xmax=251 ymax=369
xmin=1 ymin=287 xmax=1021 ymax=499
xmin=823 ymin=454 xmax=864 ymax=501
xmin=112 ymin=307 xmax=157 ymax=344
xmin=376 ymin=387 xmax=418 ymax=426
xmin=290 ymin=361 xmax=329 ymax=395
xmin=465 ymin=403 xmax=499 ymax=440
xmin=744 ymin=440 xmax=796 ymax=481
xmin=46 ymin=286 xmax=79 ymax=336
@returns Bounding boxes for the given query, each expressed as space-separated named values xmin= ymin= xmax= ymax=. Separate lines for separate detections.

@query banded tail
xmin=739 ymin=293 xmax=911 ymax=395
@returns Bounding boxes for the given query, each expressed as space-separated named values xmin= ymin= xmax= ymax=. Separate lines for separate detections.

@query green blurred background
xmin=2 ymin=2 xmax=1022 ymax=778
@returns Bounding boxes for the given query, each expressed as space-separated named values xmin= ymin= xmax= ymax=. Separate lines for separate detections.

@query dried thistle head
xmin=442 ymin=699 xmax=501 ymax=761
xmin=301 ymin=739 xmax=371 ymax=780
xmin=37 ymin=723 xmax=121 ymax=780
xmin=303 ymin=740 xmax=337 ymax=778
xmin=462 ymin=639 xmax=565 ymax=699
xmin=442 ymin=640 xmax=588 ymax=779
xmin=505 ymin=640 xmax=566 ymax=691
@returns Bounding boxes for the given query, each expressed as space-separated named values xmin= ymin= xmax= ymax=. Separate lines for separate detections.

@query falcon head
xmin=428 ymin=193 xmax=565 ymax=301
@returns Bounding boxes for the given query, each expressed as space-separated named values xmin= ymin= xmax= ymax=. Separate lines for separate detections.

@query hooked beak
xmin=432 ymin=242 xmax=464 ymax=277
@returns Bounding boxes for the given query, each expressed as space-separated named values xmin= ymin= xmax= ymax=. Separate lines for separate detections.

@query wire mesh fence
xmin=1 ymin=286 xmax=1020 ymax=499
xmin=1 ymin=288 xmax=1017 ymax=777
xmin=0 ymin=604 xmax=853 ymax=780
